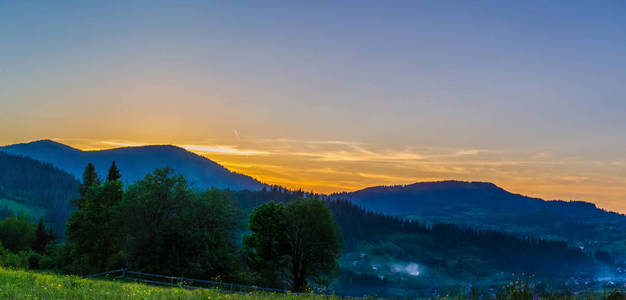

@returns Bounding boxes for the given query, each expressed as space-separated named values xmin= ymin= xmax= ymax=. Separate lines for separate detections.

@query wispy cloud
xmin=179 ymin=144 xmax=269 ymax=156
xmin=100 ymin=141 xmax=147 ymax=147
xmin=454 ymin=149 xmax=495 ymax=156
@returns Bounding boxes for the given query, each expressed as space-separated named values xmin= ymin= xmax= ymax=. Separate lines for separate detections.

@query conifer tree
xmin=47 ymin=226 xmax=56 ymax=245
xmin=76 ymin=163 xmax=100 ymax=209
xmin=33 ymin=218 xmax=48 ymax=254
xmin=106 ymin=161 xmax=121 ymax=182
xmin=79 ymin=163 xmax=99 ymax=196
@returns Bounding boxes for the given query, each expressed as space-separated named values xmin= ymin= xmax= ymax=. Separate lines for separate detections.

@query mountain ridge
xmin=3 ymin=140 xmax=622 ymax=218
xmin=0 ymin=139 xmax=264 ymax=191
xmin=331 ymin=180 xmax=626 ymax=255
xmin=334 ymin=180 xmax=624 ymax=217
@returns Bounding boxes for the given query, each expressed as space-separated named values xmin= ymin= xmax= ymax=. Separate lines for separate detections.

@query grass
xmin=0 ymin=197 xmax=44 ymax=220
xmin=1 ymin=267 xmax=624 ymax=300
xmin=0 ymin=267 xmax=344 ymax=299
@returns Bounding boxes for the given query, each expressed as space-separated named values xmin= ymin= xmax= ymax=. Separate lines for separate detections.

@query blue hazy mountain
xmin=333 ymin=181 xmax=626 ymax=241
xmin=0 ymin=140 xmax=264 ymax=191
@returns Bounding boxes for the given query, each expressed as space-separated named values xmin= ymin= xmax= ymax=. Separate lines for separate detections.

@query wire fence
xmin=86 ymin=268 xmax=372 ymax=299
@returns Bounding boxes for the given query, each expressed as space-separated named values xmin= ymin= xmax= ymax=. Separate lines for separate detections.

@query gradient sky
xmin=2 ymin=1 xmax=626 ymax=212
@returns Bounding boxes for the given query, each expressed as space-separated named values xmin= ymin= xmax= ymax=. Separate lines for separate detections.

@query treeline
xmin=0 ymin=152 xmax=79 ymax=234
xmin=3 ymin=163 xmax=341 ymax=292
xmin=227 ymin=185 xmax=312 ymax=213
xmin=65 ymin=163 xmax=244 ymax=280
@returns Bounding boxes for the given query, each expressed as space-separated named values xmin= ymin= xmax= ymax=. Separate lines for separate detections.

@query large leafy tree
xmin=284 ymin=198 xmax=341 ymax=292
xmin=243 ymin=201 xmax=289 ymax=288
xmin=244 ymin=198 xmax=341 ymax=292
xmin=0 ymin=215 xmax=36 ymax=253
xmin=118 ymin=168 xmax=241 ymax=278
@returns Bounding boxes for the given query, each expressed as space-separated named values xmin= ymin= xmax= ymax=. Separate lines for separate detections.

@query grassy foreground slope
xmin=0 ymin=267 xmax=335 ymax=299
xmin=1 ymin=267 xmax=625 ymax=300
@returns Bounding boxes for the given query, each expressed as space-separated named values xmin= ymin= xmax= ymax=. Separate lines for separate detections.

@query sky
xmin=1 ymin=1 xmax=626 ymax=212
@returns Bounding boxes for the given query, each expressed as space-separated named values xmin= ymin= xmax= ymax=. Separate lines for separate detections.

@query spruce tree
xmin=47 ymin=226 xmax=57 ymax=245
xmin=78 ymin=163 xmax=100 ymax=200
xmin=106 ymin=161 xmax=121 ymax=182
xmin=33 ymin=218 xmax=48 ymax=254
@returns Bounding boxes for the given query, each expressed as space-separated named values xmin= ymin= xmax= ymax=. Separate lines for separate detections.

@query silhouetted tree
xmin=33 ymin=218 xmax=48 ymax=254
xmin=79 ymin=163 xmax=99 ymax=197
xmin=106 ymin=161 xmax=121 ymax=182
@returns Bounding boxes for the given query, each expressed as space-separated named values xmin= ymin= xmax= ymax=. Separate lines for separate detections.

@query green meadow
xmin=0 ymin=197 xmax=44 ymax=220
xmin=2 ymin=267 xmax=625 ymax=300
xmin=0 ymin=267 xmax=347 ymax=300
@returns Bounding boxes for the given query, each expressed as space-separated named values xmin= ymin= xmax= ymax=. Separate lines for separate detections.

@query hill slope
xmin=226 ymin=189 xmax=599 ymax=296
xmin=0 ymin=151 xmax=79 ymax=234
xmin=333 ymin=181 xmax=626 ymax=255
xmin=1 ymin=140 xmax=264 ymax=191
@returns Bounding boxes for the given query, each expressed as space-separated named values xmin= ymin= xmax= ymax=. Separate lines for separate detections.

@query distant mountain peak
xmin=347 ymin=180 xmax=505 ymax=195
xmin=331 ymin=178 xmax=626 ymax=233
xmin=24 ymin=139 xmax=64 ymax=146
xmin=94 ymin=144 xmax=188 ymax=154
xmin=405 ymin=180 xmax=500 ymax=189
xmin=4 ymin=139 xmax=80 ymax=152
xmin=0 ymin=139 xmax=80 ymax=152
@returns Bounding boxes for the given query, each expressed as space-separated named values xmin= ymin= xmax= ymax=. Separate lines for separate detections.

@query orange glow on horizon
xmin=41 ymin=138 xmax=626 ymax=214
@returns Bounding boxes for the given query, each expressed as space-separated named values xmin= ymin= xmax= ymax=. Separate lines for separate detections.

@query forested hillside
xmin=230 ymin=188 xmax=592 ymax=276
xmin=0 ymin=151 xmax=79 ymax=234
xmin=333 ymin=181 xmax=625 ymax=227
xmin=224 ymin=188 xmax=597 ymax=295
xmin=333 ymin=181 xmax=626 ymax=264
